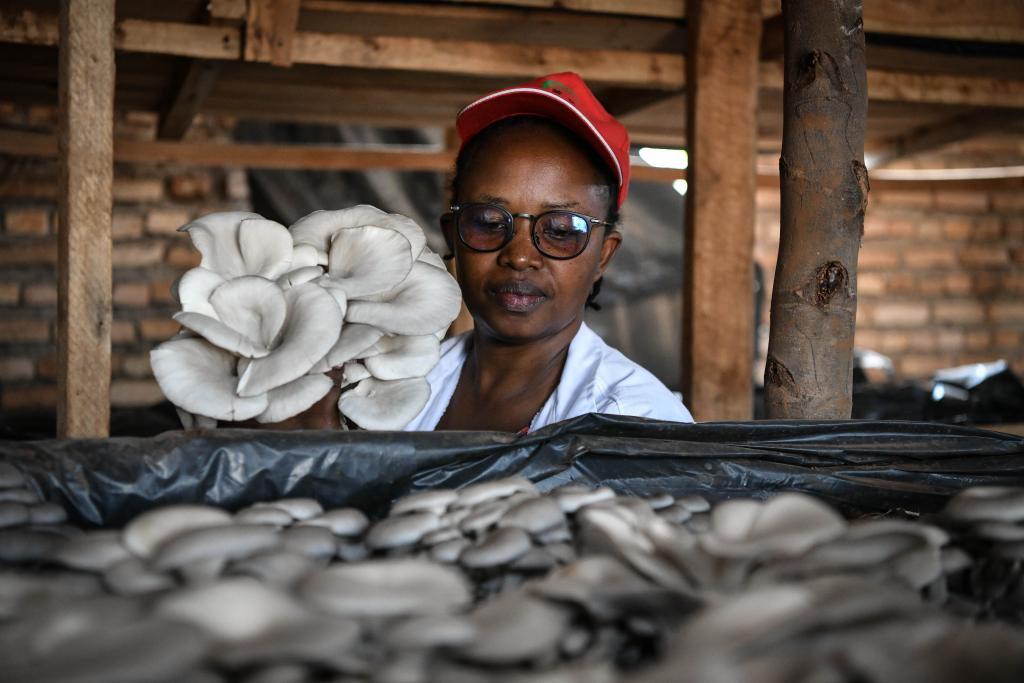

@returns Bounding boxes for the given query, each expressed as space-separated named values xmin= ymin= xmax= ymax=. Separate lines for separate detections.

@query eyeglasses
xmin=449 ymin=203 xmax=612 ymax=260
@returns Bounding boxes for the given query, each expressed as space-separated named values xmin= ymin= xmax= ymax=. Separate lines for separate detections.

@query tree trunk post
xmin=764 ymin=0 xmax=868 ymax=419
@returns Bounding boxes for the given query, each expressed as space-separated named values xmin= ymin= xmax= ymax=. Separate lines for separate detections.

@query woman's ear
xmin=596 ymin=229 xmax=622 ymax=279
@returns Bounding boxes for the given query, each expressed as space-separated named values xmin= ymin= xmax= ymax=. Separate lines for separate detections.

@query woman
xmin=405 ymin=72 xmax=693 ymax=432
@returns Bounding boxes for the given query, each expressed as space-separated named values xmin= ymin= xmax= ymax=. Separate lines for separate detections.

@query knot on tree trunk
xmin=795 ymin=49 xmax=846 ymax=95
xmin=765 ymin=356 xmax=797 ymax=392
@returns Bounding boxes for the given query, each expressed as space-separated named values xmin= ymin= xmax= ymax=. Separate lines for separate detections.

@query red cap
xmin=456 ymin=72 xmax=631 ymax=209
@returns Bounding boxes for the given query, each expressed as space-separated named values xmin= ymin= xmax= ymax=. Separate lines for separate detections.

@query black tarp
xmin=2 ymin=415 xmax=1023 ymax=527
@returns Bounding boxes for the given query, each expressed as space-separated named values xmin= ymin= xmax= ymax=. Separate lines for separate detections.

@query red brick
xmin=917 ymin=219 xmax=945 ymax=240
xmin=971 ymin=272 xmax=1002 ymax=296
xmin=1004 ymin=218 xmax=1024 ymax=241
xmin=933 ymin=190 xmax=988 ymax=212
xmin=22 ymin=282 xmax=57 ymax=306
xmin=1 ymin=385 xmax=57 ymax=410
xmin=935 ymin=330 xmax=966 ymax=352
xmin=139 ymin=318 xmax=180 ymax=341
xmin=150 ymin=278 xmax=177 ymax=304
xmin=0 ymin=177 xmax=58 ymax=201
xmin=0 ymin=319 xmax=49 ymax=342
xmin=27 ymin=105 xmax=57 ymax=125
xmin=870 ymin=301 xmax=929 ymax=328
xmin=111 ymin=211 xmax=144 ymax=240
xmin=857 ymin=272 xmax=885 ymax=296
xmin=899 ymin=354 xmax=951 ymax=379
xmin=116 ymin=353 xmax=153 ymax=378
xmin=904 ymin=246 xmax=957 ymax=270
xmin=942 ymin=218 xmax=972 ymax=241
xmin=959 ymin=245 xmax=1009 ymax=268
xmin=111 ymin=320 xmax=137 ymax=344
xmin=169 ymin=173 xmax=213 ymax=200
xmin=4 ymin=208 xmax=49 ymax=236
xmin=916 ymin=277 xmax=944 ymax=297
xmin=1011 ymin=247 xmax=1024 ymax=265
xmin=886 ymin=273 xmax=916 ymax=294
xmin=877 ymin=330 xmax=912 ymax=354
xmin=970 ymin=216 xmax=1002 ymax=242
xmin=990 ymin=301 xmax=1024 ymax=324
xmin=113 ymin=178 xmax=164 ymax=203
xmin=965 ymin=330 xmax=992 ymax=351
xmin=0 ymin=358 xmax=34 ymax=381
xmin=145 ymin=208 xmax=191 ymax=235
xmin=0 ymin=282 xmax=19 ymax=304
xmin=0 ymin=240 xmax=57 ymax=266
xmin=992 ymin=192 xmax=1024 ymax=212
xmin=857 ymin=245 xmax=901 ymax=270
xmin=36 ymin=355 xmax=56 ymax=380
xmin=111 ymin=379 xmax=164 ymax=407
xmin=1004 ymin=273 xmax=1024 ymax=294
xmin=113 ymin=241 xmax=164 ymax=268
xmin=994 ymin=330 xmax=1023 ymax=349
xmin=933 ymin=300 xmax=986 ymax=325
xmin=113 ymin=281 xmax=150 ymax=308
xmin=942 ymin=272 xmax=972 ymax=296
xmin=872 ymin=189 xmax=934 ymax=210
xmin=854 ymin=329 xmax=882 ymax=350
xmin=167 ymin=245 xmax=201 ymax=268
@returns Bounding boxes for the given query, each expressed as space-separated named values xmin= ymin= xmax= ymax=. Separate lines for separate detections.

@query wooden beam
xmin=157 ymin=59 xmax=223 ymax=139
xmin=683 ymin=0 xmax=761 ymax=421
xmin=244 ymin=0 xmax=302 ymax=67
xmin=208 ymin=0 xmax=247 ymax=21
xmin=759 ymin=63 xmax=1024 ymax=109
xmin=871 ymin=109 xmax=1024 ymax=169
xmin=57 ymin=0 xmax=114 ymax=438
xmin=429 ymin=0 xmax=688 ymax=19
xmin=865 ymin=0 xmax=1024 ymax=44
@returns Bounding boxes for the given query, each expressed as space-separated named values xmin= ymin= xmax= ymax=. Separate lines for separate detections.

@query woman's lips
xmin=490 ymin=281 xmax=548 ymax=313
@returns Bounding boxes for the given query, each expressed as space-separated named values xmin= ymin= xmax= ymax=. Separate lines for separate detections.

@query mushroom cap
xmin=174 ymin=267 xmax=225 ymax=317
xmin=326 ymin=225 xmax=414 ymax=299
xmin=364 ymin=334 xmax=441 ymax=381
xmin=323 ymin=323 xmax=384 ymax=369
xmin=180 ymin=212 xmax=293 ymax=280
xmin=151 ymin=337 xmax=268 ymax=421
xmin=255 ymin=373 xmax=335 ymax=423
xmin=346 ymin=262 xmax=462 ymax=336
xmin=276 ymin=265 xmax=324 ymax=290
xmin=338 ymin=377 xmax=430 ymax=430
xmin=236 ymin=282 xmax=344 ymax=398
xmin=173 ymin=276 xmax=288 ymax=359
xmin=289 ymin=205 xmax=427 ymax=264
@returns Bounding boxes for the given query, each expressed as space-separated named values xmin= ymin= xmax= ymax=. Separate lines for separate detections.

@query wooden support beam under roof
xmin=870 ymin=109 xmax=1024 ymax=169
xmin=682 ymin=0 xmax=761 ymax=421
xmin=57 ymin=0 xmax=114 ymax=438
xmin=157 ymin=59 xmax=223 ymax=139
xmin=244 ymin=0 xmax=301 ymax=66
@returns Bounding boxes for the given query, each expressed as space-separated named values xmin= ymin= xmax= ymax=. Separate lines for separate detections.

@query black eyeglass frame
xmin=448 ymin=202 xmax=614 ymax=261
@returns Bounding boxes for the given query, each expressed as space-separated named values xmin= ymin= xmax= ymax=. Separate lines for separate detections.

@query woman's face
xmin=445 ymin=124 xmax=622 ymax=344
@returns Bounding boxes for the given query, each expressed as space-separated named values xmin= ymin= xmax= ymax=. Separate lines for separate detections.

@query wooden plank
xmin=871 ymin=109 xmax=1024 ymax=168
xmin=759 ymin=63 xmax=1024 ymax=109
xmin=682 ymin=0 xmax=761 ymax=421
xmin=157 ymin=59 xmax=223 ymax=139
xmin=245 ymin=0 xmax=301 ymax=66
xmin=430 ymin=0 xmax=687 ymax=19
xmin=866 ymin=0 xmax=1024 ymax=44
xmin=57 ymin=0 xmax=114 ymax=438
xmin=289 ymin=32 xmax=685 ymax=88
xmin=115 ymin=19 xmax=241 ymax=59
xmin=208 ymin=0 xmax=247 ymax=21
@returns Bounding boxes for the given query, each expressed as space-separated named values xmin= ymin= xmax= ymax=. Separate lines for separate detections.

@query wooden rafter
xmin=245 ymin=0 xmax=302 ymax=67
xmin=157 ymin=59 xmax=223 ymax=140
xmin=871 ymin=109 xmax=1024 ymax=169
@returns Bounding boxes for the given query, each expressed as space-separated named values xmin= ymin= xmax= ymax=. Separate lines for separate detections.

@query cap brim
xmin=456 ymin=88 xmax=624 ymax=191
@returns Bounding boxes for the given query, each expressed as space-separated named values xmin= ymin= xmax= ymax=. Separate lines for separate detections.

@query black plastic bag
xmin=1 ymin=415 xmax=1022 ymax=527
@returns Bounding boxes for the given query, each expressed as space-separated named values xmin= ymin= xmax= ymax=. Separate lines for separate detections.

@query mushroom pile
xmin=2 ymin=476 xmax=1023 ymax=682
xmin=150 ymin=207 xmax=462 ymax=430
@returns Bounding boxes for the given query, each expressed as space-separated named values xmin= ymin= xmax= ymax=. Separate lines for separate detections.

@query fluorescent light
xmin=870 ymin=165 xmax=1024 ymax=181
xmin=639 ymin=147 xmax=688 ymax=170
xmin=672 ymin=179 xmax=688 ymax=196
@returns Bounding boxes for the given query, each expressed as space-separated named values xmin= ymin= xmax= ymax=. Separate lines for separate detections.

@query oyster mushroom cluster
xmin=150 ymin=207 xmax=462 ymax=430
xmin=2 ymin=475 xmax=1024 ymax=682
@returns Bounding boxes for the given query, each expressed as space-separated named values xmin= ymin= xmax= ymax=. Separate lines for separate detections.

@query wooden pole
xmin=57 ymin=0 xmax=115 ymax=437
xmin=682 ymin=0 xmax=761 ymax=421
xmin=764 ymin=0 xmax=868 ymax=419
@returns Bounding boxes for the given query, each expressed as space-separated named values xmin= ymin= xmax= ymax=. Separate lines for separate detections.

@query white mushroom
xmin=346 ymin=262 xmax=462 ymax=336
xmin=325 ymin=225 xmax=414 ymax=299
xmin=337 ymin=377 xmax=430 ymax=430
xmin=363 ymin=334 xmax=440 ymax=381
xmin=236 ymin=282 xmax=344 ymax=398
xmin=255 ymin=373 xmax=335 ymax=424
xmin=275 ymin=265 xmax=324 ymax=290
xmin=289 ymin=205 xmax=427 ymax=264
xmin=151 ymin=337 xmax=268 ymax=422
xmin=174 ymin=276 xmax=287 ymax=358
xmin=342 ymin=361 xmax=371 ymax=385
xmin=179 ymin=212 xmax=294 ymax=280
xmin=174 ymin=266 xmax=224 ymax=318
xmin=322 ymin=323 xmax=383 ymax=370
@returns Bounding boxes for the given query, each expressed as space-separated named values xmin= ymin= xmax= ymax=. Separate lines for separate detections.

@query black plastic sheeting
xmin=2 ymin=415 xmax=1023 ymax=528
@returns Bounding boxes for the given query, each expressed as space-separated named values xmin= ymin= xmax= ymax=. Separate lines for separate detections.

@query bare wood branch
xmin=682 ymin=0 xmax=761 ymax=421
xmin=57 ymin=0 xmax=114 ymax=437
xmin=157 ymin=59 xmax=223 ymax=140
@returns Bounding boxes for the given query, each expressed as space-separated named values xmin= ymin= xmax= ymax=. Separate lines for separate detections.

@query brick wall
xmin=755 ymin=184 xmax=1024 ymax=381
xmin=0 ymin=105 xmax=251 ymax=413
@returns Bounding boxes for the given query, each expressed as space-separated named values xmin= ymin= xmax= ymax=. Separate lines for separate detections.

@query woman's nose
xmin=497 ymin=217 xmax=542 ymax=270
